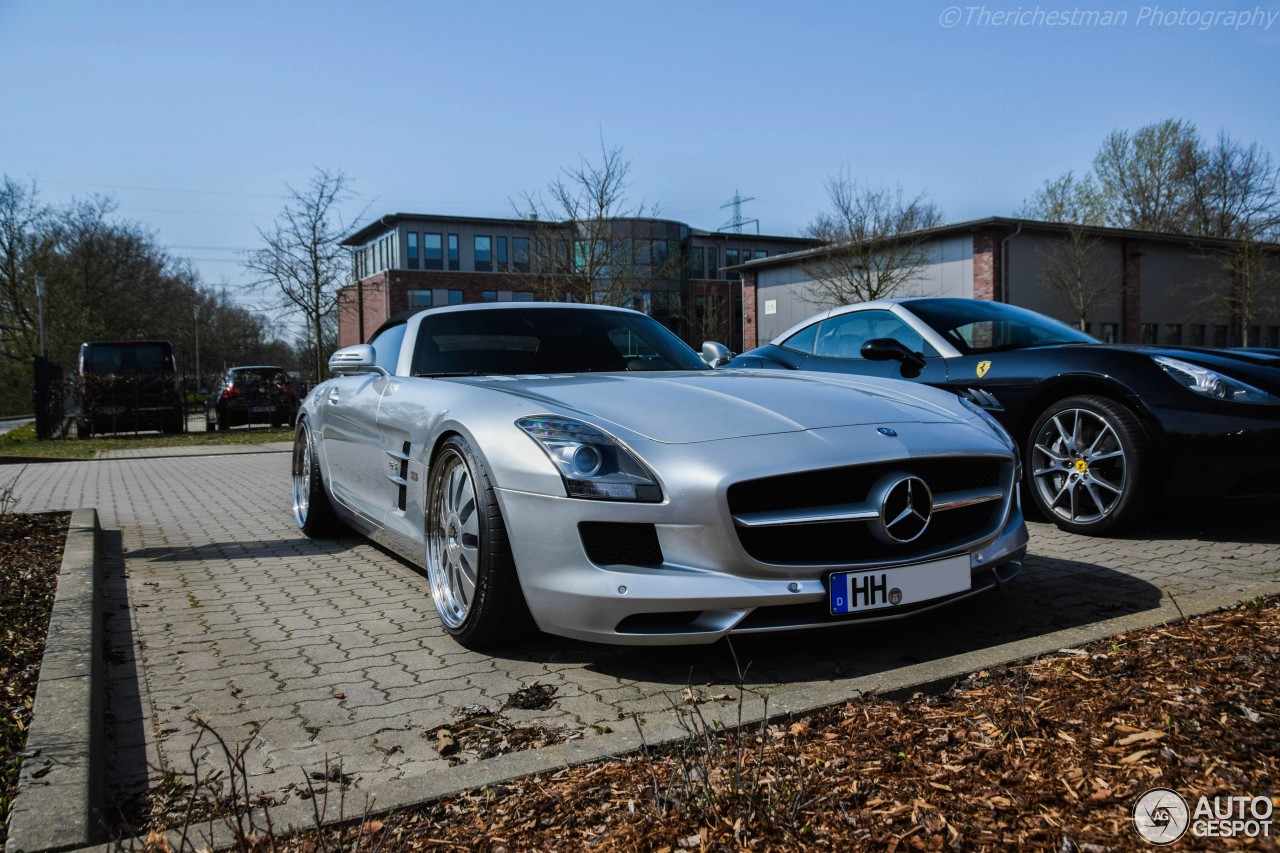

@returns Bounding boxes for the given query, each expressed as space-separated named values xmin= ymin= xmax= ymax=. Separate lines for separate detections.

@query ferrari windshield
xmin=907 ymin=299 xmax=1097 ymax=355
xmin=410 ymin=306 xmax=709 ymax=376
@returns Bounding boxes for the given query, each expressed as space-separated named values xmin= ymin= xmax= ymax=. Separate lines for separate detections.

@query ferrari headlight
xmin=517 ymin=415 xmax=662 ymax=502
xmin=1153 ymin=356 xmax=1278 ymax=405
xmin=958 ymin=395 xmax=1018 ymax=453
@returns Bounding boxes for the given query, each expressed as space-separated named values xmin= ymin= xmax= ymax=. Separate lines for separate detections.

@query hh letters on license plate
xmin=829 ymin=555 xmax=970 ymax=615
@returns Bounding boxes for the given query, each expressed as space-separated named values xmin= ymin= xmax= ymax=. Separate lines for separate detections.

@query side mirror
xmin=328 ymin=344 xmax=388 ymax=376
xmin=701 ymin=341 xmax=734 ymax=368
xmin=860 ymin=338 xmax=927 ymax=371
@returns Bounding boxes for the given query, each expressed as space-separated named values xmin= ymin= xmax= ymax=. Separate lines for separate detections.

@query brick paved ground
xmin=4 ymin=448 xmax=1279 ymax=832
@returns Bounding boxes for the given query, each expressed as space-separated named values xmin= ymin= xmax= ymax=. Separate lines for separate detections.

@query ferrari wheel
xmin=292 ymin=418 xmax=339 ymax=537
xmin=425 ymin=435 xmax=531 ymax=648
xmin=1027 ymin=395 xmax=1152 ymax=535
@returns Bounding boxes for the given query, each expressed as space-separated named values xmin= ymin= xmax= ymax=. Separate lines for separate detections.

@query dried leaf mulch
xmin=215 ymin=596 xmax=1280 ymax=852
xmin=0 ymin=510 xmax=68 ymax=845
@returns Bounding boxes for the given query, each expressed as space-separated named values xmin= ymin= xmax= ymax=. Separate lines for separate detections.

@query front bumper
xmin=1139 ymin=395 xmax=1280 ymax=502
xmin=497 ymin=487 xmax=1028 ymax=646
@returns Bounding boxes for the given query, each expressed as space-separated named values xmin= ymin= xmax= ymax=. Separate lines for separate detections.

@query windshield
xmin=410 ymin=307 xmax=709 ymax=376
xmin=82 ymin=342 xmax=173 ymax=374
xmin=907 ymin=299 xmax=1096 ymax=355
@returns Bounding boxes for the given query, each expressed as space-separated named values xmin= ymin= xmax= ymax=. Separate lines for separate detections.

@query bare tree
xmin=1018 ymin=170 xmax=1107 ymax=225
xmin=1037 ymin=226 xmax=1115 ymax=331
xmin=1091 ymin=118 xmax=1200 ymax=233
xmin=243 ymin=169 xmax=356 ymax=381
xmin=514 ymin=144 xmax=682 ymax=307
xmin=0 ymin=176 xmax=55 ymax=366
xmin=799 ymin=174 xmax=943 ymax=307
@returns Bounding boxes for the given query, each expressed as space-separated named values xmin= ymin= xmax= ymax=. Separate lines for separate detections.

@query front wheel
xmin=292 ymin=418 xmax=339 ymax=537
xmin=1026 ymin=395 xmax=1153 ymax=535
xmin=425 ymin=436 xmax=532 ymax=648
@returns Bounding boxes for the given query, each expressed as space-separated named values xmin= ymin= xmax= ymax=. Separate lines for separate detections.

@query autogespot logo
xmin=1133 ymin=788 xmax=1190 ymax=845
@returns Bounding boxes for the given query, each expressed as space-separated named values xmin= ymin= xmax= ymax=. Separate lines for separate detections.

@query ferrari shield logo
xmin=976 ymin=361 xmax=992 ymax=378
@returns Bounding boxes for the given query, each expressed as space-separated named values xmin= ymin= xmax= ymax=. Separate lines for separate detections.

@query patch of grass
xmin=0 ymin=423 xmax=294 ymax=459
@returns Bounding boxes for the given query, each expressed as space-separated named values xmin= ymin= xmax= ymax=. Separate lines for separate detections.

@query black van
xmin=76 ymin=340 xmax=185 ymax=438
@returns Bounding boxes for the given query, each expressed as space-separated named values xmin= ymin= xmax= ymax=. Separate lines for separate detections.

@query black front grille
xmin=727 ymin=458 xmax=1001 ymax=515
xmin=729 ymin=458 xmax=1004 ymax=566
xmin=736 ymin=502 xmax=997 ymax=564
xmin=579 ymin=522 xmax=664 ymax=566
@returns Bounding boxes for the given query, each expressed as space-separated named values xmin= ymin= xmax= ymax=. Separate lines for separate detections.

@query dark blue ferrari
xmin=726 ymin=298 xmax=1280 ymax=535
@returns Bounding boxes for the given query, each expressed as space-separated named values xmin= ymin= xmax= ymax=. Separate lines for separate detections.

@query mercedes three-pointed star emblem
xmin=870 ymin=474 xmax=933 ymax=544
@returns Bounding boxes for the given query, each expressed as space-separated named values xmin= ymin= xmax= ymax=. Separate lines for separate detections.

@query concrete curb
xmin=5 ymin=509 xmax=103 ymax=853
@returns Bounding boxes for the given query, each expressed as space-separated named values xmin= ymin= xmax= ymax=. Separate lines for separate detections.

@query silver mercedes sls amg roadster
xmin=291 ymin=303 xmax=1027 ymax=648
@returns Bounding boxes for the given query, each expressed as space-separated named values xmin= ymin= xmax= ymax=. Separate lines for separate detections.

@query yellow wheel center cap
xmin=1074 ymin=458 xmax=1089 ymax=474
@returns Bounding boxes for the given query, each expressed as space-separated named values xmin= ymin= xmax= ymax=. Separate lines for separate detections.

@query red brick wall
xmin=972 ymin=228 xmax=1003 ymax=302
xmin=336 ymin=274 xmax=389 ymax=347
xmin=1121 ymin=240 xmax=1142 ymax=344
xmin=741 ymin=271 xmax=758 ymax=350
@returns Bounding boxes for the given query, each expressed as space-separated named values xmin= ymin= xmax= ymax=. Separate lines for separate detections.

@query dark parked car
xmin=727 ymin=298 xmax=1280 ymax=535
xmin=206 ymin=366 xmax=298 ymax=431
xmin=76 ymin=340 xmax=185 ymax=438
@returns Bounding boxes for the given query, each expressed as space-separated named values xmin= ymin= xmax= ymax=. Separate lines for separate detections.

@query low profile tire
xmin=217 ymin=413 xmax=230 ymax=432
xmin=76 ymin=420 xmax=93 ymax=440
xmin=292 ymin=418 xmax=339 ymax=537
xmin=425 ymin=435 xmax=532 ymax=649
xmin=1027 ymin=394 xmax=1153 ymax=535
xmin=205 ymin=417 xmax=216 ymax=433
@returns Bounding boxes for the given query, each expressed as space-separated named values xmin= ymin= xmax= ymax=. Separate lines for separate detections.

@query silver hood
xmin=453 ymin=370 xmax=965 ymax=444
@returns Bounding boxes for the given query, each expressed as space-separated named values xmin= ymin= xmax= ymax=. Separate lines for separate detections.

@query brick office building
xmin=336 ymin=213 xmax=817 ymax=349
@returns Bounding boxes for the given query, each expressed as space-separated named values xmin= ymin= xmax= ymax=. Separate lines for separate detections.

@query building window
xmin=1248 ymin=325 xmax=1262 ymax=347
xmin=447 ymin=234 xmax=460 ymax=271
xmin=690 ymin=246 xmax=705 ymax=278
xmin=1164 ymin=324 xmax=1183 ymax=345
xmin=482 ymin=290 xmax=497 ymax=302
xmin=512 ymin=291 xmax=535 ymax=302
xmin=1189 ymin=325 xmax=1205 ymax=346
xmin=753 ymin=250 xmax=768 ymax=260
xmin=1100 ymin=323 xmax=1119 ymax=343
xmin=513 ymin=237 xmax=530 ymax=273
xmin=1212 ymin=325 xmax=1228 ymax=347
xmin=496 ymin=236 xmax=508 ymax=270
xmin=724 ymin=249 xmax=740 ymax=271
xmin=423 ymin=233 xmax=443 ymax=270
xmin=407 ymin=289 xmax=433 ymax=308
xmin=707 ymin=247 xmax=719 ymax=280
xmin=448 ymin=289 xmax=463 ymax=305
xmin=1140 ymin=323 xmax=1157 ymax=344
xmin=474 ymin=236 xmax=493 ymax=272
xmin=1267 ymin=326 xmax=1279 ymax=347
xmin=406 ymin=232 xmax=419 ymax=270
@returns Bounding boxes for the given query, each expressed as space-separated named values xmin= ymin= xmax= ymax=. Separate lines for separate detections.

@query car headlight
xmin=958 ymin=395 xmax=1018 ymax=454
xmin=1153 ymin=356 xmax=1279 ymax=405
xmin=517 ymin=415 xmax=662 ymax=502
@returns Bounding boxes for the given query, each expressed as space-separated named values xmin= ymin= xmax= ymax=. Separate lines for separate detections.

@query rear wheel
xmin=76 ymin=420 xmax=93 ymax=440
xmin=425 ymin=435 xmax=532 ymax=648
xmin=1027 ymin=395 xmax=1153 ymax=535
xmin=292 ymin=418 xmax=339 ymax=537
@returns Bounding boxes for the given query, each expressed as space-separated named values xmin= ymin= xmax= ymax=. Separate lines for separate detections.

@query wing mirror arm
xmin=860 ymin=338 xmax=927 ymax=372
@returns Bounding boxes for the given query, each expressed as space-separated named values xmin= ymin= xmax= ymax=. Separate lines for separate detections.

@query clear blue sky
xmin=3 ymin=0 xmax=1278 ymax=322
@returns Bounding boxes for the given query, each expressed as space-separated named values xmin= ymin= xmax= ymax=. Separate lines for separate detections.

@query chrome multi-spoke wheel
xmin=292 ymin=418 xmax=338 ymax=537
xmin=424 ymin=435 xmax=532 ymax=648
xmin=1027 ymin=395 xmax=1151 ymax=535
xmin=426 ymin=448 xmax=480 ymax=629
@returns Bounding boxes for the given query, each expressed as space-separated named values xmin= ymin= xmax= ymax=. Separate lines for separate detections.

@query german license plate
xmin=250 ymin=405 xmax=276 ymax=413
xmin=829 ymin=555 xmax=971 ymax=615
xmin=98 ymin=405 xmax=126 ymax=415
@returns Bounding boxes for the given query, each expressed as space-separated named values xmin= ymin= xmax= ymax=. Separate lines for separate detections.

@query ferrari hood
xmin=459 ymin=370 xmax=965 ymax=444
